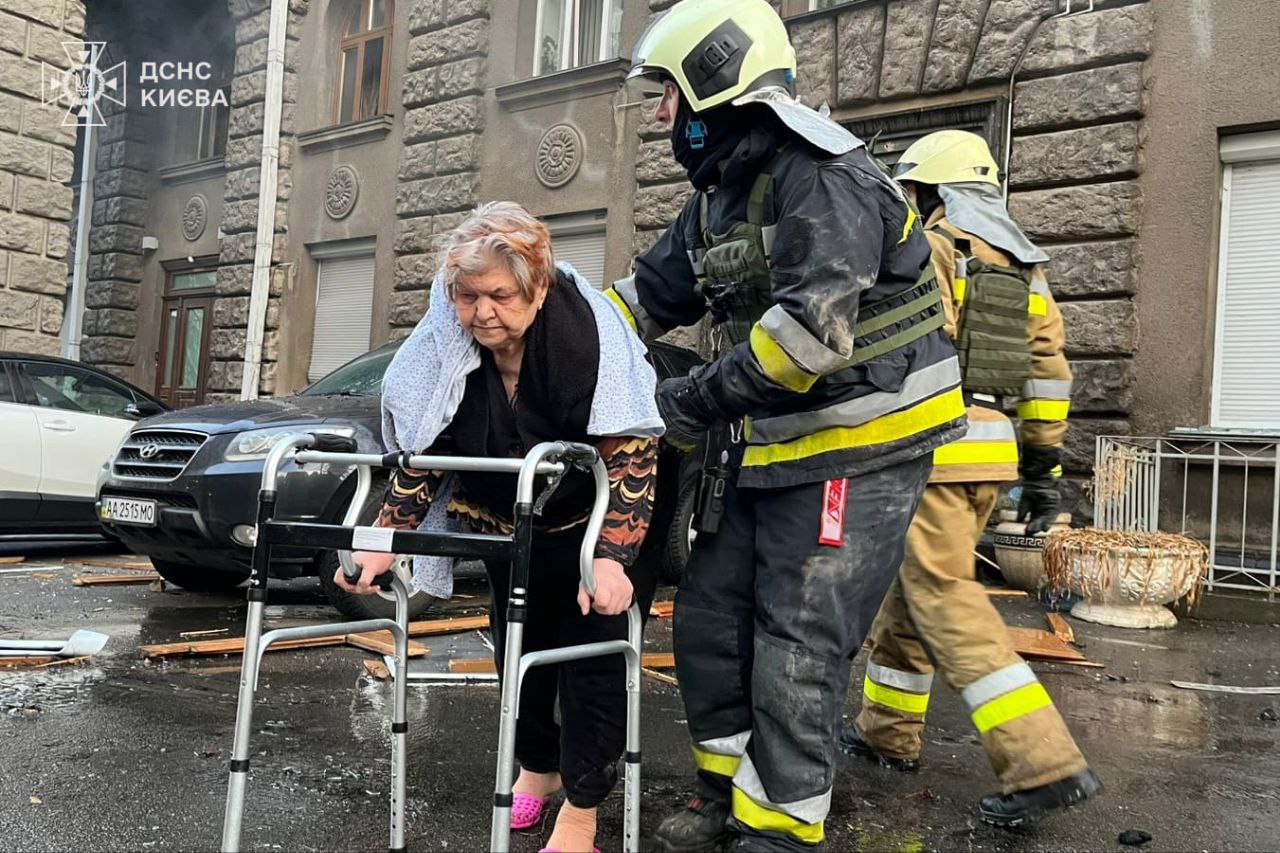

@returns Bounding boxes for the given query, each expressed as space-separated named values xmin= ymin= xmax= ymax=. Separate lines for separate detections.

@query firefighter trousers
xmin=853 ymin=482 xmax=1089 ymax=794
xmin=674 ymin=454 xmax=931 ymax=849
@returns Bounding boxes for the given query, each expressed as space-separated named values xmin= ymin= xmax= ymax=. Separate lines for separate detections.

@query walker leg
xmin=489 ymin=587 xmax=527 ymax=853
xmin=622 ymin=606 xmax=643 ymax=853
xmin=221 ymin=596 xmax=267 ymax=852
xmin=390 ymin=580 xmax=410 ymax=852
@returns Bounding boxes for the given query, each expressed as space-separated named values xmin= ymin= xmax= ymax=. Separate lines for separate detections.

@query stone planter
xmin=1043 ymin=529 xmax=1208 ymax=629
xmin=991 ymin=510 xmax=1072 ymax=592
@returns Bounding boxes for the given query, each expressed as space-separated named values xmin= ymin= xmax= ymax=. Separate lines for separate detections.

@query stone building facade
xmin=34 ymin=0 xmax=1280 ymax=507
xmin=0 ymin=0 xmax=84 ymax=356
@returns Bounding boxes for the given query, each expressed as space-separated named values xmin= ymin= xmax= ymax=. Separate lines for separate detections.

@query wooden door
xmin=156 ymin=296 xmax=213 ymax=408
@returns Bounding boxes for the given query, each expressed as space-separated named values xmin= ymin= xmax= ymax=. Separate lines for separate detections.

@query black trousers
xmin=673 ymin=454 xmax=932 ymax=849
xmin=485 ymin=526 xmax=658 ymax=808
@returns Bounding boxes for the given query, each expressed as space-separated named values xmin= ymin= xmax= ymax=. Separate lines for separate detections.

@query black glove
xmin=656 ymin=370 xmax=721 ymax=452
xmin=1017 ymin=445 xmax=1062 ymax=536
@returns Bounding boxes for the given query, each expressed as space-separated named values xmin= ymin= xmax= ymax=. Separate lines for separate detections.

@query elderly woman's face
xmin=452 ymin=267 xmax=547 ymax=351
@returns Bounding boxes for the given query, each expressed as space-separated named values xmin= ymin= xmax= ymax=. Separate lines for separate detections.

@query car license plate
xmin=100 ymin=497 xmax=157 ymax=527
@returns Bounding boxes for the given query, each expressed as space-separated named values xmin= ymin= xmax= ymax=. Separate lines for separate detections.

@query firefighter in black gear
xmin=607 ymin=1 xmax=968 ymax=849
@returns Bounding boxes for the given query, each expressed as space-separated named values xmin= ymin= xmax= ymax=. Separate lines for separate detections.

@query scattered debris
xmin=1003 ymin=627 xmax=1096 ymax=665
xmin=448 ymin=651 xmax=676 ymax=676
xmin=1258 ymin=708 xmax=1277 ymax=722
xmin=1046 ymin=612 xmax=1075 ymax=645
xmin=1118 ymin=829 xmax=1152 ymax=846
xmin=984 ymin=589 xmax=1029 ymax=597
xmin=345 ymin=631 xmax=427 ymax=658
xmin=1170 ymin=681 xmax=1280 ymax=695
xmin=0 ymin=656 xmax=58 ymax=668
xmin=642 ymin=667 xmax=678 ymax=686
xmin=73 ymin=572 xmax=163 ymax=586
xmin=196 ymin=747 xmax=220 ymax=759
xmin=1088 ymin=636 xmax=1170 ymax=651
xmin=29 ymin=796 xmax=42 ymax=805
xmin=0 ymin=556 xmax=26 ymax=565
xmin=178 ymin=628 xmax=230 ymax=640
xmin=650 ymin=600 xmax=675 ymax=618
xmin=363 ymin=660 xmax=391 ymax=680
xmin=67 ymin=556 xmax=154 ymax=571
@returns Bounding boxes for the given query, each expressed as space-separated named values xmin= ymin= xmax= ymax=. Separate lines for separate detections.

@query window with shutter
xmin=310 ymin=254 xmax=376 ymax=382
xmin=547 ymin=211 xmax=608 ymax=290
xmin=1212 ymin=132 xmax=1280 ymax=431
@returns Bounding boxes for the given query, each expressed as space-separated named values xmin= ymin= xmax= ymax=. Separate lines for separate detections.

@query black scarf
xmin=672 ymin=99 xmax=778 ymax=191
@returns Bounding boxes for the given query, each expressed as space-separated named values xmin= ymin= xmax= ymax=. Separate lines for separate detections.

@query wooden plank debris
xmin=68 ymin=556 xmax=153 ymax=571
xmin=0 ymin=556 xmax=25 ymax=565
xmin=642 ymin=667 xmax=679 ymax=685
xmin=1046 ymin=612 xmax=1075 ymax=645
xmin=447 ymin=651 xmax=676 ymax=675
xmin=345 ymin=631 xmax=427 ymax=657
xmin=74 ymin=572 xmax=162 ymax=586
xmin=0 ymin=656 xmax=56 ymax=668
xmin=179 ymin=628 xmax=229 ymax=640
xmin=985 ymin=589 xmax=1029 ymax=597
xmin=650 ymin=601 xmax=675 ymax=618
xmin=1005 ymin=627 xmax=1088 ymax=663
xmin=363 ymin=659 xmax=391 ymax=680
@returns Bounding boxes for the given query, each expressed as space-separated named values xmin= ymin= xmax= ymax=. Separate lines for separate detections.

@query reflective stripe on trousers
xmin=862 ymin=660 xmax=933 ymax=715
xmin=962 ymin=662 xmax=1053 ymax=733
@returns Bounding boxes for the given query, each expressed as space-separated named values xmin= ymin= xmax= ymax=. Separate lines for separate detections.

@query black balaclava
xmin=671 ymin=95 xmax=767 ymax=191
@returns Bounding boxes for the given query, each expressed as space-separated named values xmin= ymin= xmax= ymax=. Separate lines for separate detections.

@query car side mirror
xmin=126 ymin=400 xmax=164 ymax=419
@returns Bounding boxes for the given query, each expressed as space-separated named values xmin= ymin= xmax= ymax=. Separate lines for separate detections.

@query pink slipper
xmin=511 ymin=793 xmax=552 ymax=830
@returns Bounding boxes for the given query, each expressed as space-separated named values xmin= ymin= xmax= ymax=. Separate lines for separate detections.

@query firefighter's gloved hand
xmin=657 ymin=372 xmax=719 ymax=453
xmin=1018 ymin=445 xmax=1062 ymax=536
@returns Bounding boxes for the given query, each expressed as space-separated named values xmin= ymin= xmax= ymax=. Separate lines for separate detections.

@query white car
xmin=0 ymin=352 xmax=167 ymax=541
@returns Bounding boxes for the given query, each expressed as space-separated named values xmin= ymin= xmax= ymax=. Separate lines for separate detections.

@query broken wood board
xmin=73 ymin=572 xmax=162 ymax=586
xmin=1006 ymin=627 xmax=1088 ymax=663
xmin=345 ymin=632 xmax=427 ymax=658
xmin=406 ymin=615 xmax=490 ymax=637
xmin=363 ymin=659 xmax=391 ymax=680
xmin=68 ymin=556 xmax=153 ymax=571
xmin=0 ymin=656 xmax=56 ymax=667
xmin=985 ymin=589 xmax=1029 ymax=597
xmin=0 ymin=556 xmax=25 ymax=566
xmin=179 ymin=628 xmax=229 ymax=640
xmin=140 ymin=635 xmax=347 ymax=659
xmin=1046 ymin=612 xmax=1075 ymax=644
xmin=650 ymin=601 xmax=674 ymax=618
xmin=448 ymin=651 xmax=676 ymax=675
xmin=642 ymin=667 xmax=678 ymax=686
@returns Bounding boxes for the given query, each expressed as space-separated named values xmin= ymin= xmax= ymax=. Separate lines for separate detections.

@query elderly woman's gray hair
xmin=442 ymin=201 xmax=556 ymax=300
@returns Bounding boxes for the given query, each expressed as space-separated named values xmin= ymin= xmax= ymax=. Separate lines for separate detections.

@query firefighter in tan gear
xmin=838 ymin=130 xmax=1103 ymax=828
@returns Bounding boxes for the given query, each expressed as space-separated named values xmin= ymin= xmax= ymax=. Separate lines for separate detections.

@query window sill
xmin=495 ymin=58 xmax=631 ymax=112
xmin=297 ymin=115 xmax=395 ymax=154
xmin=157 ymin=157 xmax=226 ymax=186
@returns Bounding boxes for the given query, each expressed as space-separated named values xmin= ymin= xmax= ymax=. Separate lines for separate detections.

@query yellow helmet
xmin=893 ymin=130 xmax=1001 ymax=187
xmin=627 ymin=0 xmax=796 ymax=114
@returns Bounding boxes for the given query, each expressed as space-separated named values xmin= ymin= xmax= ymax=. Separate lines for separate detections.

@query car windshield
xmin=300 ymin=344 xmax=399 ymax=397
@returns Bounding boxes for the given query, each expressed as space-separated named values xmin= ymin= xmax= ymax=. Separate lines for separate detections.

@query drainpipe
xmin=239 ymin=0 xmax=289 ymax=400
xmin=62 ymin=41 xmax=99 ymax=361
xmin=1003 ymin=0 xmax=1095 ymax=202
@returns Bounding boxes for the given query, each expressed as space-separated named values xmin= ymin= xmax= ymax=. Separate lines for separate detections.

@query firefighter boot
xmin=978 ymin=769 xmax=1103 ymax=828
xmin=652 ymin=797 xmax=735 ymax=853
xmin=838 ymin=727 xmax=919 ymax=773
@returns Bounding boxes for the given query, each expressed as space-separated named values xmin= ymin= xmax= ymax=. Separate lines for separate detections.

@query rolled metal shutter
xmin=1214 ymin=155 xmax=1280 ymax=429
xmin=553 ymin=230 xmax=607 ymax=290
xmin=309 ymin=254 xmax=375 ymax=382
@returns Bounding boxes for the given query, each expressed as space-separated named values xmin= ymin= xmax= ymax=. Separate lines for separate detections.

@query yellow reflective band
xmin=899 ymin=205 xmax=918 ymax=245
xmin=750 ymin=324 xmax=819 ymax=393
xmin=603 ymin=287 xmax=638 ymax=333
xmin=1050 ymin=464 xmax=1063 ymax=478
xmin=954 ymin=277 xmax=967 ymax=304
xmin=1028 ymin=293 xmax=1048 ymax=316
xmin=971 ymin=682 xmax=1052 ymax=733
xmin=731 ymin=788 xmax=825 ymax=844
xmin=1017 ymin=399 xmax=1071 ymax=421
xmin=932 ymin=440 xmax=1020 ymax=467
xmin=742 ymin=387 xmax=966 ymax=468
xmin=863 ymin=675 xmax=930 ymax=715
xmin=691 ymin=746 xmax=741 ymax=778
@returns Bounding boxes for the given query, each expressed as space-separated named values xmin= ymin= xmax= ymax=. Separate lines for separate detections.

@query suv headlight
xmin=223 ymin=426 xmax=356 ymax=462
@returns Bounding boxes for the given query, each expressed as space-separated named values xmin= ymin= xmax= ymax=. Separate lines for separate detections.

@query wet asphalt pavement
xmin=2 ymin=546 xmax=1279 ymax=852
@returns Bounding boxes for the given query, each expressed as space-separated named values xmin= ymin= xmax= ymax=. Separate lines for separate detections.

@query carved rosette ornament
xmin=181 ymin=194 xmax=208 ymax=241
xmin=535 ymin=124 xmax=583 ymax=189
xmin=325 ymin=165 xmax=359 ymax=219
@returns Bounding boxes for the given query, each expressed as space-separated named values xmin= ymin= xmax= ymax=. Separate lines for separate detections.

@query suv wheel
xmin=657 ymin=477 xmax=697 ymax=587
xmin=317 ymin=484 xmax=438 ymax=622
xmin=151 ymin=558 xmax=248 ymax=592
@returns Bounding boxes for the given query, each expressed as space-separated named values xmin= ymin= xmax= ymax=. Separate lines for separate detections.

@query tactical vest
xmin=935 ymin=229 xmax=1035 ymax=397
xmin=689 ymin=155 xmax=947 ymax=361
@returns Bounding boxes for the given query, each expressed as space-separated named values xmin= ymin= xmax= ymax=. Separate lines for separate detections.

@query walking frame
xmin=220 ymin=433 xmax=644 ymax=852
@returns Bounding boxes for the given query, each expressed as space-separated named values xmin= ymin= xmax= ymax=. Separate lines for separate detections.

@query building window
xmin=193 ymin=84 xmax=231 ymax=160
xmin=842 ymin=99 xmax=1007 ymax=172
xmin=547 ymin=210 xmax=608 ymax=289
xmin=534 ymin=0 xmax=623 ymax=76
xmin=309 ymin=244 xmax=376 ymax=381
xmin=336 ymin=0 xmax=393 ymax=124
xmin=1211 ymin=131 xmax=1280 ymax=431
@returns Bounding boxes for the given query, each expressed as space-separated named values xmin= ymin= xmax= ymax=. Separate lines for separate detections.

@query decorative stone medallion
xmin=535 ymin=124 xmax=583 ymax=189
xmin=325 ymin=165 xmax=359 ymax=219
xmin=182 ymin=194 xmax=208 ymax=241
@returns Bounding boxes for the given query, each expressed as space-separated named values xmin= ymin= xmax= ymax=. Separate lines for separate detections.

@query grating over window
xmin=552 ymin=230 xmax=607 ymax=290
xmin=310 ymin=254 xmax=376 ymax=382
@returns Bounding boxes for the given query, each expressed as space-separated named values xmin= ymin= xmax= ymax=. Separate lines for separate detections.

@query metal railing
xmin=1094 ymin=433 xmax=1280 ymax=593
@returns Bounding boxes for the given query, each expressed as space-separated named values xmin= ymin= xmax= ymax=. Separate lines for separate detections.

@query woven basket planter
xmin=1043 ymin=528 xmax=1208 ymax=629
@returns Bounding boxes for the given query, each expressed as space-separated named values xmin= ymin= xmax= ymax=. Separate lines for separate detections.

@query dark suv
xmin=96 ymin=340 xmax=702 ymax=619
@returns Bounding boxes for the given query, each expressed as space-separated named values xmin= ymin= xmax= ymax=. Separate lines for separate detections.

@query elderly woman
xmin=338 ymin=202 xmax=662 ymax=852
